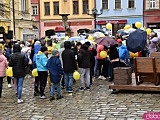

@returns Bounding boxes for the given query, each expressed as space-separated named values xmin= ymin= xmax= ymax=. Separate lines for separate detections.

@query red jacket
xmin=96 ymin=45 xmax=104 ymax=60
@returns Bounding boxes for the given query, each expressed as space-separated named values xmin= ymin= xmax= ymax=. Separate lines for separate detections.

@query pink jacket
xmin=96 ymin=45 xmax=104 ymax=60
xmin=0 ymin=54 xmax=8 ymax=77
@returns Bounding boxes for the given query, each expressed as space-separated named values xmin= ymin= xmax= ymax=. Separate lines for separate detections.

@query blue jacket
xmin=36 ymin=51 xmax=48 ymax=71
xmin=47 ymin=56 xmax=64 ymax=83
xmin=117 ymin=45 xmax=129 ymax=64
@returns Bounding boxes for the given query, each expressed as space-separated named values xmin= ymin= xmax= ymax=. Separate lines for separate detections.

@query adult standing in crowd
xmin=9 ymin=44 xmax=28 ymax=103
xmin=77 ymin=43 xmax=92 ymax=91
xmin=5 ymin=41 xmax=14 ymax=88
xmin=96 ymin=44 xmax=106 ymax=80
xmin=62 ymin=41 xmax=77 ymax=93
xmin=0 ymin=46 xmax=8 ymax=98
xmin=148 ymin=32 xmax=159 ymax=55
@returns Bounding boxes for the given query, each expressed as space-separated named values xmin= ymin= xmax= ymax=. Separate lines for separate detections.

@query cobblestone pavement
xmin=0 ymin=76 xmax=160 ymax=120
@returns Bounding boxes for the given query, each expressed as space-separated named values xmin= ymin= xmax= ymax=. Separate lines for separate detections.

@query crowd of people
xmin=0 ymin=30 xmax=159 ymax=103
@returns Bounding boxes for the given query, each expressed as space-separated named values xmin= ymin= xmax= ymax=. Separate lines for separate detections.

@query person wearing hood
xmin=117 ymin=39 xmax=129 ymax=65
xmin=9 ymin=44 xmax=28 ymax=103
xmin=77 ymin=43 xmax=92 ymax=91
xmin=62 ymin=41 xmax=77 ymax=93
xmin=47 ymin=50 xmax=64 ymax=101
xmin=0 ymin=47 xmax=8 ymax=98
xmin=36 ymin=46 xmax=48 ymax=99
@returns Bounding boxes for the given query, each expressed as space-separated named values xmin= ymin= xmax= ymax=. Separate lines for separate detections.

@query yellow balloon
xmin=135 ymin=22 xmax=142 ymax=29
xmin=106 ymin=23 xmax=112 ymax=30
xmin=32 ymin=68 xmax=38 ymax=77
xmin=146 ymin=28 xmax=152 ymax=35
xmin=124 ymin=25 xmax=130 ymax=30
xmin=73 ymin=71 xmax=80 ymax=80
xmin=65 ymin=36 xmax=69 ymax=40
xmin=6 ymin=67 xmax=13 ymax=77
xmin=100 ymin=51 xmax=107 ymax=58
xmin=88 ymin=35 xmax=93 ymax=40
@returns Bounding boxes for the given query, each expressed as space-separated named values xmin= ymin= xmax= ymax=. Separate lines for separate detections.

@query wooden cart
xmin=109 ymin=56 xmax=160 ymax=92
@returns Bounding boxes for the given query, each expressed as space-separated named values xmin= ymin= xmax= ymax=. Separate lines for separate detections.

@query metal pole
xmin=94 ymin=0 xmax=96 ymax=29
xmin=94 ymin=14 xmax=96 ymax=29
xmin=12 ymin=0 xmax=16 ymax=40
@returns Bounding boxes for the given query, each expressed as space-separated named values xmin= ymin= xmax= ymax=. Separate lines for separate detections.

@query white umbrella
xmin=92 ymin=32 xmax=105 ymax=39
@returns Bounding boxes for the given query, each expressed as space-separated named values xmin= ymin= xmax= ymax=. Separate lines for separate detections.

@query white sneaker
xmin=39 ymin=95 xmax=46 ymax=99
xmin=98 ymin=76 xmax=102 ymax=79
xmin=101 ymin=76 xmax=106 ymax=80
xmin=8 ymin=84 xmax=12 ymax=88
xmin=17 ymin=99 xmax=24 ymax=103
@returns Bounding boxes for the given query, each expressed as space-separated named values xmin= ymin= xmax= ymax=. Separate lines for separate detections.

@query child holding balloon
xmin=0 ymin=46 xmax=8 ymax=97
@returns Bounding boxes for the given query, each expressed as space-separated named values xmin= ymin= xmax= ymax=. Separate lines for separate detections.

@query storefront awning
xmin=97 ymin=20 xmax=127 ymax=25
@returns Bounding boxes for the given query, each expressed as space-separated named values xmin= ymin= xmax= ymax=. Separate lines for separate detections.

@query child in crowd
xmin=47 ymin=50 xmax=64 ymax=101
xmin=36 ymin=46 xmax=48 ymax=99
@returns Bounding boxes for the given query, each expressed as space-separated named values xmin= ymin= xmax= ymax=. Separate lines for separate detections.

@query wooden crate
xmin=114 ymin=67 xmax=132 ymax=85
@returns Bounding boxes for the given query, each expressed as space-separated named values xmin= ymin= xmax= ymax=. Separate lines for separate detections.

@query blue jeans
xmin=50 ymin=82 xmax=61 ymax=97
xmin=14 ymin=77 xmax=24 ymax=99
xmin=64 ymin=73 xmax=73 ymax=91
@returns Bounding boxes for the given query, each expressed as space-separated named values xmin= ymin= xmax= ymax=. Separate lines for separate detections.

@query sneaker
xmin=57 ymin=95 xmax=63 ymax=100
xmin=68 ymin=90 xmax=73 ymax=93
xmin=86 ymin=87 xmax=90 ymax=91
xmin=17 ymin=99 xmax=23 ymax=103
xmin=39 ymin=95 xmax=46 ymax=99
xmin=101 ymin=76 xmax=106 ymax=80
xmin=50 ymin=96 xmax=55 ymax=101
xmin=79 ymin=87 xmax=84 ymax=91
xmin=98 ymin=75 xmax=102 ymax=79
xmin=8 ymin=84 xmax=12 ymax=88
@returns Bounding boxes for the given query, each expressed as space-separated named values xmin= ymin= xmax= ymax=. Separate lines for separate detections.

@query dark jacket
xmin=9 ymin=52 xmax=28 ymax=77
xmin=62 ymin=49 xmax=77 ymax=73
xmin=77 ymin=45 xmax=91 ymax=68
xmin=47 ymin=56 xmax=64 ymax=83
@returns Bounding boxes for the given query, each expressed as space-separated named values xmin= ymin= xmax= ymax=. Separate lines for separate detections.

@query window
xmin=83 ymin=0 xmax=88 ymax=14
xmin=128 ymin=0 xmax=134 ymax=8
xmin=102 ymin=0 xmax=108 ymax=9
xmin=32 ymin=6 xmax=38 ymax=15
xmin=53 ymin=2 xmax=59 ymax=15
xmin=44 ymin=2 xmax=50 ymax=15
xmin=21 ymin=0 xmax=27 ymax=12
xmin=73 ymin=1 xmax=79 ymax=14
xmin=150 ymin=0 xmax=155 ymax=8
xmin=115 ymin=0 xmax=121 ymax=9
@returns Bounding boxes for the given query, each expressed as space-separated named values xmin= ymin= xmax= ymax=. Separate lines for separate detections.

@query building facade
xmin=144 ymin=0 xmax=160 ymax=32
xmin=96 ymin=0 xmax=143 ymax=36
xmin=12 ymin=0 xmax=33 ymax=41
xmin=40 ymin=0 xmax=95 ymax=37
xmin=0 ymin=0 xmax=11 ymax=42
xmin=31 ymin=0 xmax=40 ymax=39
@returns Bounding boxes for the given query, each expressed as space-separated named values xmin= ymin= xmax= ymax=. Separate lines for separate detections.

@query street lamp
xmin=87 ymin=8 xmax=103 ymax=29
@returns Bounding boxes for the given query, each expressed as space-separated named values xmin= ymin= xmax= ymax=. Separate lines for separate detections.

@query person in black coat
xmin=9 ymin=44 xmax=28 ymax=103
xmin=77 ymin=43 xmax=92 ymax=91
xmin=62 ymin=41 xmax=77 ymax=93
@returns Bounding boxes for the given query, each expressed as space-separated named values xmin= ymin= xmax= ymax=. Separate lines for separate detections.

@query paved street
xmin=0 ymin=76 xmax=160 ymax=120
